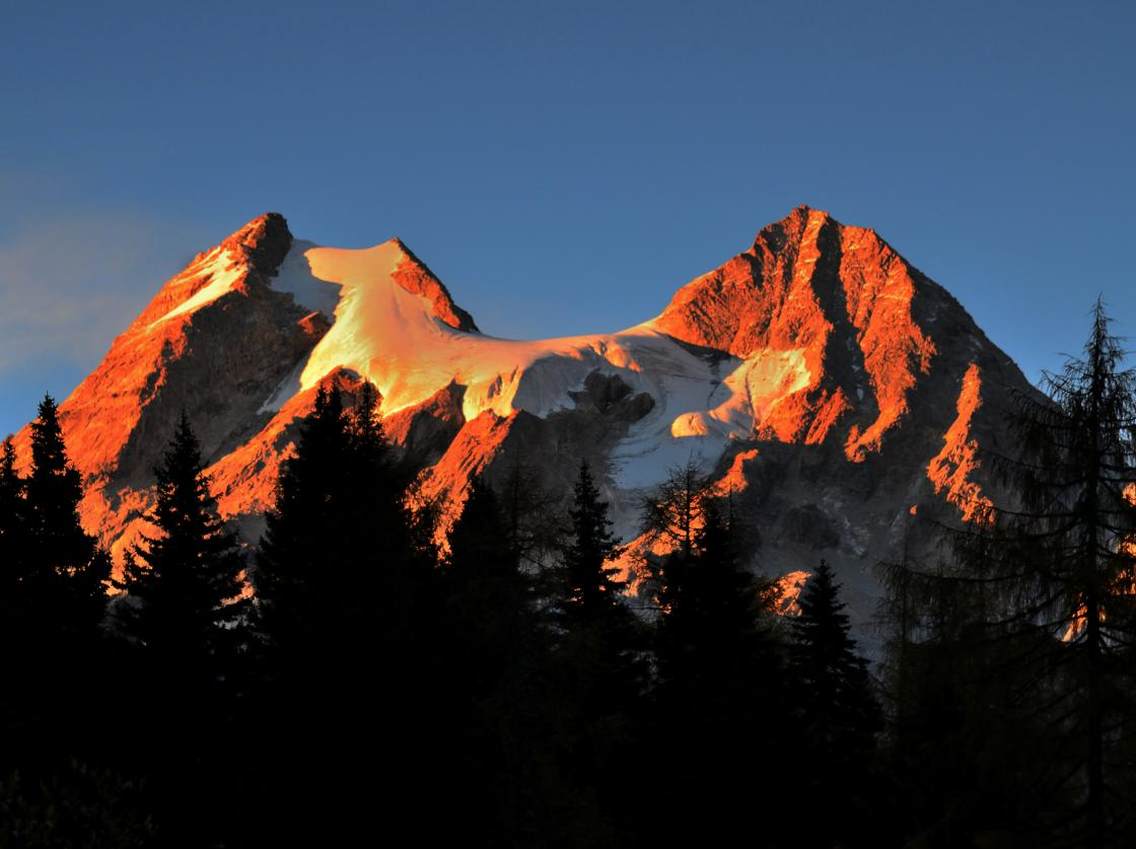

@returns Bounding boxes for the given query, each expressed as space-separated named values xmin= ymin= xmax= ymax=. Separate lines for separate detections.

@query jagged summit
xmin=218 ymin=211 xmax=291 ymax=260
xmin=14 ymin=206 xmax=1035 ymax=630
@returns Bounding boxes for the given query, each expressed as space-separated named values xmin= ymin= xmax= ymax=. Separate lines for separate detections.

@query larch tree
xmin=881 ymin=302 xmax=1136 ymax=848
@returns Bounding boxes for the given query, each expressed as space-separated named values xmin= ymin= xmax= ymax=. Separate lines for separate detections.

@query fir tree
xmin=343 ymin=380 xmax=432 ymax=635
xmin=104 ymin=414 xmax=250 ymax=844
xmin=256 ymin=382 xmax=425 ymax=654
xmin=0 ymin=398 xmax=111 ymax=782
xmin=249 ymin=382 xmax=438 ymax=844
xmin=255 ymin=384 xmax=352 ymax=654
xmin=115 ymin=412 xmax=248 ymax=680
xmin=24 ymin=395 xmax=108 ymax=635
xmin=789 ymin=560 xmax=880 ymax=847
xmin=647 ymin=495 xmax=792 ymax=845
xmin=437 ymin=478 xmax=558 ymax=842
xmin=561 ymin=460 xmax=626 ymax=626
xmin=0 ymin=436 xmax=27 ymax=599
xmin=654 ymin=499 xmax=778 ymax=692
xmin=545 ymin=461 xmax=647 ymax=844
xmin=790 ymin=560 xmax=878 ymax=748
xmin=444 ymin=477 xmax=534 ymax=682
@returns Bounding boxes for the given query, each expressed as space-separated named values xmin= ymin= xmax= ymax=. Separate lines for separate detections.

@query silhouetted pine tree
xmin=647 ymin=493 xmax=792 ymax=846
xmin=436 ymin=479 xmax=565 ymax=844
xmin=561 ymin=461 xmax=627 ymax=626
xmin=653 ymin=499 xmax=773 ymax=690
xmin=0 ymin=398 xmax=111 ymax=784
xmin=115 ymin=412 xmax=248 ymax=683
xmin=789 ymin=559 xmax=879 ymax=847
xmin=99 ymin=414 xmax=249 ymax=845
xmin=545 ymin=461 xmax=647 ymax=846
xmin=255 ymin=384 xmax=350 ymax=657
xmin=879 ymin=302 xmax=1136 ymax=848
xmin=445 ymin=478 xmax=534 ymax=675
xmin=0 ymin=436 xmax=27 ymax=607
xmin=345 ymin=381 xmax=434 ymax=640
xmin=256 ymin=382 xmax=426 ymax=655
xmin=979 ymin=301 xmax=1136 ymax=848
xmin=790 ymin=560 xmax=877 ymax=750
xmin=879 ymin=553 xmax=1057 ymax=848
xmin=250 ymin=382 xmax=438 ymax=844
xmin=0 ymin=435 xmax=28 ymax=751
xmin=24 ymin=395 xmax=108 ymax=638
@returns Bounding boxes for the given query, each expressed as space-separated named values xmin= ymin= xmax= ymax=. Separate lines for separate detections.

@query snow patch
xmin=270 ymin=240 xmax=341 ymax=318
xmin=261 ymin=238 xmax=813 ymax=492
xmin=150 ymin=248 xmax=245 ymax=327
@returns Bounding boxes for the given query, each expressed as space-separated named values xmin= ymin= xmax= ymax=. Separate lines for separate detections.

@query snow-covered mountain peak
xmin=15 ymin=206 xmax=1037 ymax=633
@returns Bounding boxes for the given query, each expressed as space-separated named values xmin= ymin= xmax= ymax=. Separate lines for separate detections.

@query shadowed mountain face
xmin=12 ymin=206 xmax=1034 ymax=634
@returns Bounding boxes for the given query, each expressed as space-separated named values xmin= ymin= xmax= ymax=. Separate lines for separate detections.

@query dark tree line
xmin=8 ymin=305 xmax=1129 ymax=847
xmin=0 ymin=386 xmax=879 ymax=848
xmin=880 ymin=302 xmax=1136 ymax=849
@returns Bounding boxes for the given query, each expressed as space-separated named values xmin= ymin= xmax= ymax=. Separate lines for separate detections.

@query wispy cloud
xmin=0 ymin=206 xmax=203 ymax=377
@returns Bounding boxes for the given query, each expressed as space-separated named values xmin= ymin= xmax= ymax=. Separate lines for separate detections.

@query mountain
xmin=11 ymin=206 xmax=1033 ymax=632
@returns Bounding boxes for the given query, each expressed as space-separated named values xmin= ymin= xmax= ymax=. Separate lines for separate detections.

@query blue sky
xmin=2 ymin=0 xmax=1134 ymax=437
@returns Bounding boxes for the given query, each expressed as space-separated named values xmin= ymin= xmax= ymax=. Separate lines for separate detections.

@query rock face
xmin=12 ymin=206 xmax=1035 ymax=634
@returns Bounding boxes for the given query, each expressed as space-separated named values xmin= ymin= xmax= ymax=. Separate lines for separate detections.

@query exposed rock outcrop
xmin=12 ymin=207 xmax=1038 ymax=630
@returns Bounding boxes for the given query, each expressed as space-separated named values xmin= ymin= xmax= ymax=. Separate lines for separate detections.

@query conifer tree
xmin=639 ymin=458 xmax=707 ymax=560
xmin=115 ymin=412 xmax=248 ymax=681
xmin=255 ymin=384 xmax=352 ymax=655
xmin=985 ymin=301 xmax=1136 ymax=847
xmin=561 ymin=460 xmax=626 ymax=626
xmin=343 ymin=381 xmax=432 ymax=635
xmin=250 ymin=382 xmax=438 ymax=844
xmin=790 ymin=560 xmax=878 ymax=749
xmin=444 ymin=477 xmax=535 ymax=683
xmin=0 ymin=436 xmax=27 ymax=599
xmin=102 ymin=414 xmax=251 ymax=844
xmin=654 ymin=499 xmax=778 ymax=691
xmin=250 ymin=384 xmax=357 ymax=842
xmin=0 ymin=435 xmax=30 ymax=748
xmin=647 ymin=494 xmax=792 ymax=844
xmin=436 ymin=478 xmax=555 ymax=841
xmin=498 ymin=458 xmax=561 ymax=575
xmin=256 ymin=382 xmax=425 ymax=654
xmin=24 ymin=395 xmax=108 ymax=635
xmin=0 ymin=398 xmax=110 ymax=774
xmin=542 ymin=461 xmax=648 ymax=842
xmin=881 ymin=302 xmax=1136 ymax=848
xmin=789 ymin=560 xmax=879 ymax=846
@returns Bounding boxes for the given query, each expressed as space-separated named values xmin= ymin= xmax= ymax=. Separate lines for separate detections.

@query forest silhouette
xmin=1 ymin=305 xmax=1135 ymax=848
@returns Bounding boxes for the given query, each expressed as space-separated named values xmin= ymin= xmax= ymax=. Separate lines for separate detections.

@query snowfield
xmin=145 ymin=233 xmax=811 ymax=494
xmin=251 ymin=238 xmax=812 ymax=492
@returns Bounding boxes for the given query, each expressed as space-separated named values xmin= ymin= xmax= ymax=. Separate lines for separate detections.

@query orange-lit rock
xmin=711 ymin=448 xmax=761 ymax=498
xmin=927 ymin=364 xmax=994 ymax=524
xmin=388 ymin=240 xmax=478 ymax=333
xmin=12 ymin=212 xmax=312 ymax=552
xmin=774 ymin=570 xmax=812 ymax=616
xmin=413 ymin=410 xmax=521 ymax=546
xmin=209 ymin=369 xmax=369 ymax=523
xmin=651 ymin=206 xmax=938 ymax=457
xmin=11 ymin=207 xmax=1039 ymax=633
xmin=838 ymin=225 xmax=937 ymax=461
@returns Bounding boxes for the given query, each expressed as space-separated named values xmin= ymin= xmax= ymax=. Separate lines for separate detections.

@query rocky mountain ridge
xmin=11 ymin=206 xmax=1034 ymax=629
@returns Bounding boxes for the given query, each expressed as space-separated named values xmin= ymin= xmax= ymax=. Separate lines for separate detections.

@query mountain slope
xmin=12 ymin=206 xmax=1034 ymax=629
